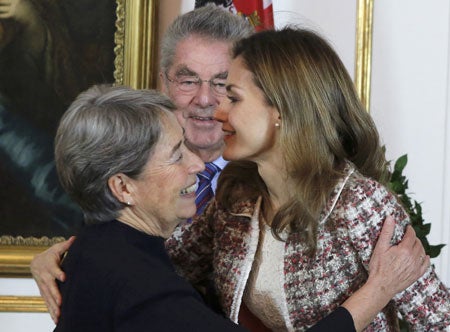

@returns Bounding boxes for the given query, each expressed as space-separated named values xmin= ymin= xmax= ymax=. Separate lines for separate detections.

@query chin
xmin=223 ymin=149 xmax=243 ymax=161
xmin=178 ymin=206 xmax=196 ymax=220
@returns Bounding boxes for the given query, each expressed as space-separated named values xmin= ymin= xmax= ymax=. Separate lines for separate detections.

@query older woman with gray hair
xmin=52 ymin=84 xmax=249 ymax=331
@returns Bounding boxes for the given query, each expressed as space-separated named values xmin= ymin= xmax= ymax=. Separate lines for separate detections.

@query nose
xmin=187 ymin=149 xmax=205 ymax=174
xmin=193 ymin=81 xmax=217 ymax=107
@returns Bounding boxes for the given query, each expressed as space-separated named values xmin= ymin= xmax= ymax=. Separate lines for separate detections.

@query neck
xmin=117 ymin=210 xmax=175 ymax=239
xmin=255 ymin=156 xmax=294 ymax=211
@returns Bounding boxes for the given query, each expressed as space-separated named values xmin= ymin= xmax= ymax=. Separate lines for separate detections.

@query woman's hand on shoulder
xmin=368 ymin=216 xmax=429 ymax=296
xmin=341 ymin=216 xmax=429 ymax=331
xmin=30 ymin=236 xmax=76 ymax=323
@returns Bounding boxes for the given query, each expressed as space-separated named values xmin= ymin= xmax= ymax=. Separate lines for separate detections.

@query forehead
xmin=160 ymin=112 xmax=183 ymax=142
xmin=227 ymin=56 xmax=267 ymax=100
xmin=142 ymin=114 xmax=183 ymax=172
xmin=147 ymin=114 xmax=182 ymax=161
xmin=227 ymin=56 xmax=252 ymax=85
xmin=170 ymin=35 xmax=232 ymax=77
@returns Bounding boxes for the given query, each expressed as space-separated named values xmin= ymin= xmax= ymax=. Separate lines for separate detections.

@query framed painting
xmin=0 ymin=0 xmax=158 ymax=311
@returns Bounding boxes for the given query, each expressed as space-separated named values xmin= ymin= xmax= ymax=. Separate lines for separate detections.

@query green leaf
xmin=414 ymin=201 xmax=422 ymax=214
xmin=394 ymin=154 xmax=408 ymax=173
xmin=389 ymin=181 xmax=404 ymax=193
xmin=428 ymin=244 xmax=446 ymax=258
xmin=413 ymin=223 xmax=431 ymax=237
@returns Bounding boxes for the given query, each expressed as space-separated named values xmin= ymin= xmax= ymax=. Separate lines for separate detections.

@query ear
xmin=108 ymin=173 xmax=134 ymax=205
xmin=271 ymin=107 xmax=281 ymax=125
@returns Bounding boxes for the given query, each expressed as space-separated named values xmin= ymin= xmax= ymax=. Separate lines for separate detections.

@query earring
xmin=127 ymin=201 xmax=132 ymax=206
xmin=275 ymin=123 xmax=280 ymax=127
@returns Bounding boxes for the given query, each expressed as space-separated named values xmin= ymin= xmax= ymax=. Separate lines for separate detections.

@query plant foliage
xmin=388 ymin=154 xmax=445 ymax=258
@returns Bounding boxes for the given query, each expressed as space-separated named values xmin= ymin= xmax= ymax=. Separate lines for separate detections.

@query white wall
xmin=272 ymin=1 xmax=357 ymax=80
xmin=0 ymin=279 xmax=54 ymax=331
xmin=2 ymin=1 xmax=448 ymax=330
xmin=370 ymin=0 xmax=450 ymax=284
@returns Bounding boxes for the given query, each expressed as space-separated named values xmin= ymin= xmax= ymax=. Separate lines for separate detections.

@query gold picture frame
xmin=0 ymin=0 xmax=373 ymax=312
xmin=355 ymin=0 xmax=374 ymax=112
xmin=0 ymin=0 xmax=158 ymax=312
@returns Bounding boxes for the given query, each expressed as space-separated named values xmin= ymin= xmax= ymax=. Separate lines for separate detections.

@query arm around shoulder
xmin=30 ymin=236 xmax=76 ymax=323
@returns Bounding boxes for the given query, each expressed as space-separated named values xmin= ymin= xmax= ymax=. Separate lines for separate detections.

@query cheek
xmin=236 ymin=115 xmax=275 ymax=147
xmin=230 ymin=110 xmax=263 ymax=135
xmin=174 ymin=111 xmax=186 ymax=127
xmin=147 ymin=166 xmax=183 ymax=191
xmin=162 ymin=166 xmax=183 ymax=181
xmin=165 ymin=166 xmax=188 ymax=191
xmin=170 ymin=93 xmax=192 ymax=111
xmin=149 ymin=170 xmax=184 ymax=206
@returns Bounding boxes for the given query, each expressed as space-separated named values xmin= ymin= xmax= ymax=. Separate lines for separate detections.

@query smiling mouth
xmin=222 ymin=131 xmax=235 ymax=143
xmin=222 ymin=128 xmax=235 ymax=136
xmin=190 ymin=116 xmax=216 ymax=122
xmin=180 ymin=182 xmax=198 ymax=195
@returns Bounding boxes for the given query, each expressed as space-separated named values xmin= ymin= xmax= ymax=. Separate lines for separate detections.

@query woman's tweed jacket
xmin=167 ymin=163 xmax=450 ymax=331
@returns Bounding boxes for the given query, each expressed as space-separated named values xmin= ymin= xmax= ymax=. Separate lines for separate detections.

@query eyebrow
xmin=174 ymin=66 xmax=228 ymax=79
xmin=175 ymin=67 xmax=197 ymax=77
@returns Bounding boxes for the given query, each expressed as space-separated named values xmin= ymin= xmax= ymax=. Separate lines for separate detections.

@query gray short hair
xmin=55 ymin=85 xmax=176 ymax=224
xmin=160 ymin=4 xmax=254 ymax=74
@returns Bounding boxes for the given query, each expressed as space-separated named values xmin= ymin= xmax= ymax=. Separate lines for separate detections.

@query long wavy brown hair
xmin=217 ymin=27 xmax=388 ymax=255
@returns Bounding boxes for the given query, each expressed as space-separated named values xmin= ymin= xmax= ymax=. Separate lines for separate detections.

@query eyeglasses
xmin=165 ymin=73 xmax=227 ymax=96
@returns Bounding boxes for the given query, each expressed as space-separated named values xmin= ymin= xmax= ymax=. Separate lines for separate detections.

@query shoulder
xmin=65 ymin=222 xmax=173 ymax=282
xmin=337 ymin=164 xmax=394 ymax=208
xmin=326 ymin=163 xmax=409 ymax=245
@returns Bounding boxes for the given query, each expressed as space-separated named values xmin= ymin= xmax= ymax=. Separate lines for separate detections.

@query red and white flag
xmin=195 ymin=0 xmax=274 ymax=31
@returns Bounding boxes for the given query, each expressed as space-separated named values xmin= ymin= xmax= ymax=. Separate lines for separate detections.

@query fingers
xmin=396 ymin=227 xmax=430 ymax=282
xmin=368 ymin=217 xmax=430 ymax=298
xmin=54 ymin=236 xmax=76 ymax=256
xmin=32 ymin=255 xmax=62 ymax=323
xmin=30 ymin=237 xmax=75 ymax=323
xmin=383 ymin=231 xmax=429 ymax=294
xmin=420 ymin=255 xmax=431 ymax=275
xmin=399 ymin=224 xmax=416 ymax=247
xmin=373 ymin=216 xmax=395 ymax=253
xmin=51 ymin=236 xmax=76 ymax=281
xmin=38 ymin=276 xmax=61 ymax=323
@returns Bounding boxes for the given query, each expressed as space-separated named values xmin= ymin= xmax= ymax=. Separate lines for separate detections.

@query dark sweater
xmin=55 ymin=220 xmax=247 ymax=331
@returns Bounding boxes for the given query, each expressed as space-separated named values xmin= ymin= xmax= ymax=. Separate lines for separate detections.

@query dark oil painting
xmin=0 ymin=0 xmax=117 ymax=239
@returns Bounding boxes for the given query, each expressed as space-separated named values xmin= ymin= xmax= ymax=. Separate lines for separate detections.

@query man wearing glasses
xmin=159 ymin=5 xmax=254 ymax=216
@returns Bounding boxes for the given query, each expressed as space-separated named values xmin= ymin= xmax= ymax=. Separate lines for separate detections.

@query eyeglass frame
xmin=164 ymin=72 xmax=228 ymax=96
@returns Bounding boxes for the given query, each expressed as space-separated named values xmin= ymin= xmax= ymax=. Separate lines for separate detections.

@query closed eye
xmin=179 ymin=79 xmax=199 ymax=86
xmin=227 ymin=95 xmax=238 ymax=103
xmin=175 ymin=153 xmax=183 ymax=162
xmin=212 ymin=80 xmax=226 ymax=88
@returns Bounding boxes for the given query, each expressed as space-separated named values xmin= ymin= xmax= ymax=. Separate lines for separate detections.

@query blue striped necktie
xmin=195 ymin=162 xmax=219 ymax=216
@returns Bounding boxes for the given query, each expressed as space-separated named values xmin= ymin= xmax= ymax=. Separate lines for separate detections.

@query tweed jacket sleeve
xmin=166 ymin=200 xmax=217 ymax=285
xmin=337 ymin=169 xmax=450 ymax=331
